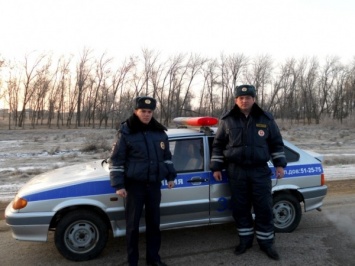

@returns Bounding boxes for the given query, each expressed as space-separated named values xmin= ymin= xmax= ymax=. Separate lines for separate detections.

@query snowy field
xmin=1 ymin=124 xmax=355 ymax=202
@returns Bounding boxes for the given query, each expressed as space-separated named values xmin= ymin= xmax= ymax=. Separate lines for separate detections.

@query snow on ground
xmin=323 ymin=164 xmax=355 ymax=180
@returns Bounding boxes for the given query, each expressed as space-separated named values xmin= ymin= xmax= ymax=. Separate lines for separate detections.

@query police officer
xmin=109 ymin=96 xmax=176 ymax=266
xmin=210 ymin=85 xmax=287 ymax=261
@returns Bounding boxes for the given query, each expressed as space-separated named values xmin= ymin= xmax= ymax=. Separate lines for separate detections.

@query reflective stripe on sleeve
xmin=271 ymin=152 xmax=286 ymax=160
xmin=211 ymin=155 xmax=224 ymax=163
xmin=109 ymin=166 xmax=124 ymax=173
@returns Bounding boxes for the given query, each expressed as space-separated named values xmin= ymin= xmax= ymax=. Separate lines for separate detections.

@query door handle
xmin=187 ymin=178 xmax=209 ymax=183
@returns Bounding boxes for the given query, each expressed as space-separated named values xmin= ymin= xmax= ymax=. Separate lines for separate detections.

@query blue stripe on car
xmin=25 ymin=180 xmax=116 ymax=202
xmin=24 ymin=164 xmax=322 ymax=202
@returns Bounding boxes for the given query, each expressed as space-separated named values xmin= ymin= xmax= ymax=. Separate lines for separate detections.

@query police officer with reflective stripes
xmin=109 ymin=96 xmax=176 ymax=266
xmin=210 ymin=85 xmax=287 ymax=261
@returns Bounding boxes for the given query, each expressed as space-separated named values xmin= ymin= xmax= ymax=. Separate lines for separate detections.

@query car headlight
xmin=13 ymin=196 xmax=28 ymax=210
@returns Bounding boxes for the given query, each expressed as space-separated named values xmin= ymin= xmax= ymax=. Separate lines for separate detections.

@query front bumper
xmin=5 ymin=202 xmax=53 ymax=242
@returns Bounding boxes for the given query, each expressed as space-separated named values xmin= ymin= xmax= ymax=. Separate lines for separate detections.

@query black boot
xmin=260 ymin=245 xmax=280 ymax=260
xmin=234 ymin=243 xmax=252 ymax=256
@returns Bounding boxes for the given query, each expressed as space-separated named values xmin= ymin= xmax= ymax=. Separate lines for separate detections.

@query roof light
xmin=173 ymin=117 xmax=219 ymax=127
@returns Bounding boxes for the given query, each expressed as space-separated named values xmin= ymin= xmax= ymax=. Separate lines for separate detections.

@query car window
xmin=169 ymin=138 xmax=204 ymax=172
xmin=284 ymin=146 xmax=300 ymax=162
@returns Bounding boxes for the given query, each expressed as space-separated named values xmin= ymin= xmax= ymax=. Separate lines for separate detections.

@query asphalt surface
xmin=1 ymin=180 xmax=355 ymax=266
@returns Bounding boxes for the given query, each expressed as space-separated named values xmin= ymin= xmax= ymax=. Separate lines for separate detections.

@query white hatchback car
xmin=5 ymin=117 xmax=327 ymax=261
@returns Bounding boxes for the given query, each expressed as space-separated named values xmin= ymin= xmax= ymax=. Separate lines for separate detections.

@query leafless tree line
xmin=0 ymin=48 xmax=354 ymax=130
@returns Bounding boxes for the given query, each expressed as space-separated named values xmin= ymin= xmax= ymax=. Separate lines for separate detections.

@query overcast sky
xmin=0 ymin=0 xmax=354 ymax=64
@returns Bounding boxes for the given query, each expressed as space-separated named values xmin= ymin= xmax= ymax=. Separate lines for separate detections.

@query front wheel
xmin=55 ymin=210 xmax=108 ymax=261
xmin=273 ymin=193 xmax=302 ymax=233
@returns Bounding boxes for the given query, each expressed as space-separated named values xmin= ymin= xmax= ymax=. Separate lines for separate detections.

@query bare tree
xmin=66 ymin=75 xmax=78 ymax=128
xmin=0 ymin=57 xmax=5 ymax=102
xmin=150 ymin=55 xmax=189 ymax=123
xmin=75 ymin=48 xmax=93 ymax=127
xmin=247 ymin=54 xmax=273 ymax=108
xmin=201 ymin=58 xmax=220 ymax=116
xmin=131 ymin=54 xmax=147 ymax=97
xmin=298 ymin=57 xmax=319 ymax=124
xmin=163 ymin=54 xmax=197 ymax=124
xmin=149 ymin=59 xmax=168 ymax=121
xmin=332 ymin=64 xmax=349 ymax=123
xmin=90 ymin=52 xmax=112 ymax=128
xmin=97 ymin=80 xmax=110 ymax=128
xmin=110 ymin=57 xmax=136 ymax=128
xmin=167 ymin=54 xmax=186 ymax=122
xmin=29 ymin=57 xmax=53 ymax=128
xmin=178 ymin=54 xmax=207 ymax=118
xmin=3 ymin=49 xmax=355 ymax=129
xmin=53 ymin=56 xmax=72 ymax=128
xmin=18 ymin=53 xmax=47 ymax=128
xmin=220 ymin=53 xmax=249 ymax=114
xmin=142 ymin=48 xmax=161 ymax=96
xmin=343 ymin=58 xmax=355 ymax=119
xmin=314 ymin=56 xmax=340 ymax=123
xmin=4 ymin=63 xmax=21 ymax=129
xmin=269 ymin=58 xmax=299 ymax=118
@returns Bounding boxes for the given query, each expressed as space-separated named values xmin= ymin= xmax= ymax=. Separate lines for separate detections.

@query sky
xmin=0 ymin=0 xmax=355 ymax=64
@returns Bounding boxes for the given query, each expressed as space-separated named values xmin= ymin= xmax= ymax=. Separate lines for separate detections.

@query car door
xmin=160 ymin=137 xmax=210 ymax=229
xmin=207 ymin=136 xmax=233 ymax=223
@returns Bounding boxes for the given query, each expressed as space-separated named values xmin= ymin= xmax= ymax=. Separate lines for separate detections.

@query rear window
xmin=284 ymin=146 xmax=300 ymax=163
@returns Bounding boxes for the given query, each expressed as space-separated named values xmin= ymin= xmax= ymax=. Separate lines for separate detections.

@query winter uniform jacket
xmin=109 ymin=114 xmax=176 ymax=190
xmin=210 ymin=103 xmax=287 ymax=171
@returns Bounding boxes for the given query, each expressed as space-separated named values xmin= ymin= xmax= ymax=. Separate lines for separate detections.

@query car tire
xmin=54 ymin=210 xmax=108 ymax=261
xmin=273 ymin=193 xmax=302 ymax=233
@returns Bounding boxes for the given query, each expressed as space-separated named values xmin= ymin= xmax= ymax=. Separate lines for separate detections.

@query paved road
xmin=1 ymin=180 xmax=355 ymax=266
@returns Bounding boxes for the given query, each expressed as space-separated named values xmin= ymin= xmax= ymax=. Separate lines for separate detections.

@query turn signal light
xmin=12 ymin=196 xmax=28 ymax=210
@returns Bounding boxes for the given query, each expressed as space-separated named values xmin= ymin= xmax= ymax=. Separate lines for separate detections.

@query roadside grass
xmin=81 ymin=133 xmax=112 ymax=152
xmin=324 ymin=156 xmax=355 ymax=166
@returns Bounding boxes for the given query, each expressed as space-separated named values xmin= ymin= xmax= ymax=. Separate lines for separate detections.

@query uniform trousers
xmin=227 ymin=164 xmax=275 ymax=248
xmin=125 ymin=181 xmax=162 ymax=266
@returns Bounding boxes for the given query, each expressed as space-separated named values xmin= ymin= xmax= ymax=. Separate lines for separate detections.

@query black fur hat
xmin=134 ymin=96 xmax=157 ymax=110
xmin=234 ymin=85 xmax=256 ymax=98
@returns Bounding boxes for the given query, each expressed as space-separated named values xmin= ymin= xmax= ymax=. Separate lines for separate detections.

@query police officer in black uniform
xmin=210 ymin=85 xmax=287 ymax=261
xmin=109 ymin=96 xmax=176 ymax=266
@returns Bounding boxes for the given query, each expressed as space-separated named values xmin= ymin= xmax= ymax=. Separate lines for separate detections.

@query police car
xmin=5 ymin=117 xmax=327 ymax=261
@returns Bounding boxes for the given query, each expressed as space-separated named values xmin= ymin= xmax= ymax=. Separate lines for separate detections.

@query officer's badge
xmin=258 ymin=130 xmax=265 ymax=137
xmin=242 ymin=87 xmax=247 ymax=92
xmin=160 ymin=142 xmax=165 ymax=149
xmin=145 ymin=99 xmax=151 ymax=104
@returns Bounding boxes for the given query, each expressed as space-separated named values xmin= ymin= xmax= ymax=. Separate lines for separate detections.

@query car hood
xmin=17 ymin=160 xmax=109 ymax=197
